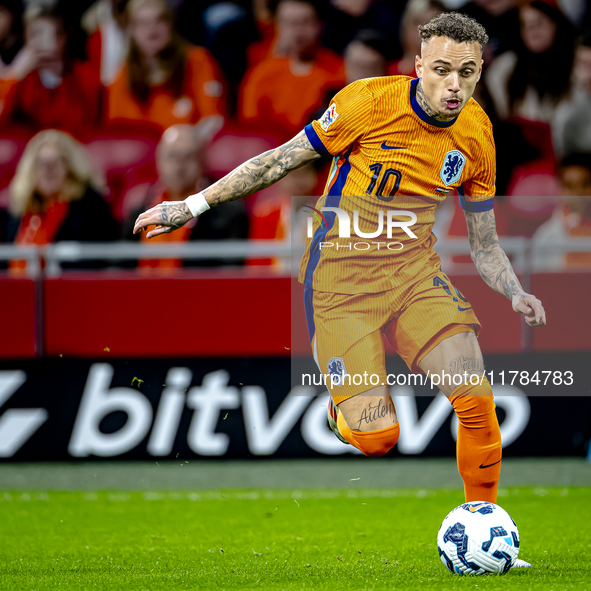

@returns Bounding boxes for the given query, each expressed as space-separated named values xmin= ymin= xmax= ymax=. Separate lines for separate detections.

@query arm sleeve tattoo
xmin=203 ymin=130 xmax=322 ymax=207
xmin=465 ymin=208 xmax=525 ymax=300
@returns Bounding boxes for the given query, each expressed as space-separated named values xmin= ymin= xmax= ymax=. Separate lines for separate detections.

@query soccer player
xmin=134 ymin=13 xmax=546 ymax=509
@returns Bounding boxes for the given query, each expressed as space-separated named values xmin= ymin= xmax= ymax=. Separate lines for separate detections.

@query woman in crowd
xmin=107 ymin=0 xmax=226 ymax=140
xmin=482 ymin=0 xmax=577 ymax=196
xmin=6 ymin=130 xmax=118 ymax=272
xmin=485 ymin=0 xmax=576 ymax=123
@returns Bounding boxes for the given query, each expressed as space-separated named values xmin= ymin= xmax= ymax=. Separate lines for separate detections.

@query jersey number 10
xmin=366 ymin=163 xmax=402 ymax=201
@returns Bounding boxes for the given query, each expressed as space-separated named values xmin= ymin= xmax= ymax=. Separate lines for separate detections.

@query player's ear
xmin=415 ymin=55 xmax=422 ymax=78
xmin=477 ymin=59 xmax=483 ymax=82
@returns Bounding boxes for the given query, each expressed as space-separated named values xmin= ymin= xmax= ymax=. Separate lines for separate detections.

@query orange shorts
xmin=305 ymin=268 xmax=481 ymax=404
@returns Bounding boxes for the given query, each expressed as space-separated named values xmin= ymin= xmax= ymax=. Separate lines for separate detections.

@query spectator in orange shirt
xmin=240 ymin=0 xmax=345 ymax=139
xmin=125 ymin=124 xmax=248 ymax=270
xmin=485 ymin=0 xmax=575 ymax=124
xmin=5 ymin=130 xmax=118 ymax=273
xmin=0 ymin=5 xmax=102 ymax=139
xmin=387 ymin=0 xmax=444 ymax=78
xmin=107 ymin=0 xmax=227 ymax=141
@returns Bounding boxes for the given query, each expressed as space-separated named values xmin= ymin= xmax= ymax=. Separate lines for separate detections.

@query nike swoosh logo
xmin=457 ymin=306 xmax=472 ymax=312
xmin=381 ymin=142 xmax=407 ymax=150
xmin=479 ymin=459 xmax=501 ymax=469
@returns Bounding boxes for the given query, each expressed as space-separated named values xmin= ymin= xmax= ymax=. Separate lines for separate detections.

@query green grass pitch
xmin=0 ymin=486 xmax=590 ymax=590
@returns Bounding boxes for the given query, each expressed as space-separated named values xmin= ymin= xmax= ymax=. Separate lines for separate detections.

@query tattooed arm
xmin=465 ymin=208 xmax=546 ymax=326
xmin=133 ymin=130 xmax=321 ymax=238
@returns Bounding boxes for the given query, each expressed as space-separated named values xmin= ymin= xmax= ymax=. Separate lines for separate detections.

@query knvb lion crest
xmin=327 ymin=357 xmax=347 ymax=387
xmin=440 ymin=150 xmax=466 ymax=186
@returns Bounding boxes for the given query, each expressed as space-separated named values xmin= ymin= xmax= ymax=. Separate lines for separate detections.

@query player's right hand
xmin=133 ymin=201 xmax=193 ymax=239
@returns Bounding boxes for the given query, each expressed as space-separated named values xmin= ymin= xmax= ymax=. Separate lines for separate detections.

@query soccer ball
xmin=437 ymin=501 xmax=520 ymax=575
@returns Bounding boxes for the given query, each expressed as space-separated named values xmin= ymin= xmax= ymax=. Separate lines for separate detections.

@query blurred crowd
xmin=0 ymin=0 xmax=589 ymax=273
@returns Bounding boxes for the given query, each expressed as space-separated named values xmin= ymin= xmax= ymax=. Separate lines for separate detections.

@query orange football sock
xmin=449 ymin=377 xmax=502 ymax=503
xmin=337 ymin=412 xmax=400 ymax=457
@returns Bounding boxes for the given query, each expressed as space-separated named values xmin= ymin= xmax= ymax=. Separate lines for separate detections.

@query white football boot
xmin=327 ymin=397 xmax=349 ymax=445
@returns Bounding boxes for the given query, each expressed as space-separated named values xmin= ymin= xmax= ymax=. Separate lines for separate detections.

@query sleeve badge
xmin=319 ymin=103 xmax=339 ymax=132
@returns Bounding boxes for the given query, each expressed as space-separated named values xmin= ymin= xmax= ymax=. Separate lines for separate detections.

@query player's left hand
xmin=133 ymin=201 xmax=193 ymax=239
xmin=512 ymin=292 xmax=546 ymax=327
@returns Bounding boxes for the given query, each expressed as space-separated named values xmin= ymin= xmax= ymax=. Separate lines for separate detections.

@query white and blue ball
xmin=437 ymin=501 xmax=520 ymax=575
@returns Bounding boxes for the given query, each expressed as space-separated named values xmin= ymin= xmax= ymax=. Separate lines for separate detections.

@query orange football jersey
xmin=298 ymin=76 xmax=496 ymax=294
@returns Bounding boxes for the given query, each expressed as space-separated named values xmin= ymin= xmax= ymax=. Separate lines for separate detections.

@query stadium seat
xmin=83 ymin=124 xmax=160 ymax=218
xmin=205 ymin=123 xmax=286 ymax=182
xmin=205 ymin=123 xmax=285 ymax=220
xmin=506 ymin=160 xmax=558 ymax=237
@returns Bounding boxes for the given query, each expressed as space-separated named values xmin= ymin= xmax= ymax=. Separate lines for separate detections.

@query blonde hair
xmin=10 ymin=130 xmax=105 ymax=216
xmin=128 ymin=0 xmax=168 ymax=14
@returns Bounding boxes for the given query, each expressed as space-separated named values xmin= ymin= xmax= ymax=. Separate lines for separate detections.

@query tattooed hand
xmin=133 ymin=201 xmax=193 ymax=239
